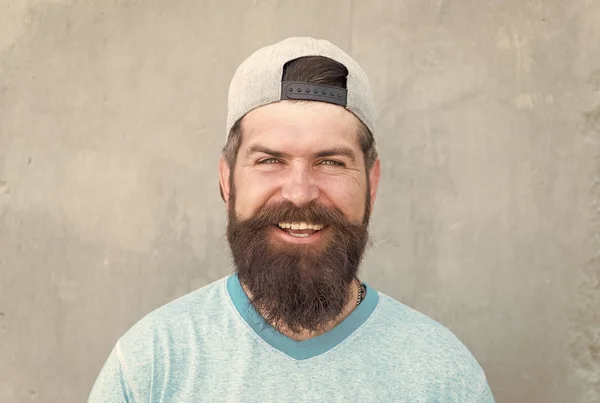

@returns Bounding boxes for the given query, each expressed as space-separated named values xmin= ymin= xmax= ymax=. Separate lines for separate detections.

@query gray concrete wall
xmin=0 ymin=1 xmax=598 ymax=402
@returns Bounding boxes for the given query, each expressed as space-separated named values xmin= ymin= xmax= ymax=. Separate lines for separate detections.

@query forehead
xmin=239 ymin=101 xmax=362 ymax=151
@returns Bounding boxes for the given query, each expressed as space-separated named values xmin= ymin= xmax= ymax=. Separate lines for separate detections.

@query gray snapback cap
xmin=226 ymin=37 xmax=377 ymax=139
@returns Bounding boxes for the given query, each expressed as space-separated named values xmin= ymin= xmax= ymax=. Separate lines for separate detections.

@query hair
xmin=220 ymin=56 xmax=378 ymax=200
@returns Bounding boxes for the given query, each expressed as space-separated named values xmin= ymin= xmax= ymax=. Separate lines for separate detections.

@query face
xmin=219 ymin=101 xmax=381 ymax=333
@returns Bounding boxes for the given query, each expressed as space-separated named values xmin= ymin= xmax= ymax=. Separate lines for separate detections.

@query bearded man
xmin=89 ymin=37 xmax=495 ymax=402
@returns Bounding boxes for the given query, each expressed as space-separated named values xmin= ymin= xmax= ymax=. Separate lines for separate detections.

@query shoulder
xmin=116 ymin=275 xmax=231 ymax=358
xmin=91 ymin=277 xmax=233 ymax=401
xmin=366 ymin=291 xmax=491 ymax=399
xmin=371 ymin=292 xmax=478 ymax=358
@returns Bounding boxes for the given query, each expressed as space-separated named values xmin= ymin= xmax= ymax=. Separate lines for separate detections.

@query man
xmin=89 ymin=37 xmax=495 ymax=402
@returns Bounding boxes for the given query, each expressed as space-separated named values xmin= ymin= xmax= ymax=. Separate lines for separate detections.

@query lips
xmin=276 ymin=221 xmax=324 ymax=238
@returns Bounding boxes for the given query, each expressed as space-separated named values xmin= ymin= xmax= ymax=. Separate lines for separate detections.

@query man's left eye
xmin=320 ymin=160 xmax=343 ymax=166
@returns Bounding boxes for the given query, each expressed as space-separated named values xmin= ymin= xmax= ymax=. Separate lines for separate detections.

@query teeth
xmin=277 ymin=222 xmax=324 ymax=231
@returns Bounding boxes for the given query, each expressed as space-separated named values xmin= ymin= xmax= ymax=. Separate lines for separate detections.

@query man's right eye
xmin=258 ymin=158 xmax=280 ymax=164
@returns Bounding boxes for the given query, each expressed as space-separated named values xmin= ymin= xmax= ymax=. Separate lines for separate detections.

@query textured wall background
xmin=0 ymin=0 xmax=598 ymax=402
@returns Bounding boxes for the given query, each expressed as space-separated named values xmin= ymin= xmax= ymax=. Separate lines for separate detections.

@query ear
xmin=368 ymin=158 xmax=381 ymax=212
xmin=219 ymin=156 xmax=232 ymax=209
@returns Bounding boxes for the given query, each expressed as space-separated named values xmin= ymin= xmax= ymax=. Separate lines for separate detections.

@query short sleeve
xmin=87 ymin=341 xmax=139 ymax=403
xmin=471 ymin=377 xmax=495 ymax=403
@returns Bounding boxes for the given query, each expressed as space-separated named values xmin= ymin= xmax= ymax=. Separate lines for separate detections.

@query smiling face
xmin=225 ymin=100 xmax=378 ymax=225
xmin=220 ymin=100 xmax=380 ymax=333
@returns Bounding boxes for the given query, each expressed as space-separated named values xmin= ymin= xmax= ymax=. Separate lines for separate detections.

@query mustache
xmin=234 ymin=200 xmax=358 ymax=231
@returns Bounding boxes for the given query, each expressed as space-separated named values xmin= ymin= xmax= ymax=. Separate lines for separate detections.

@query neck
xmin=241 ymin=280 xmax=361 ymax=342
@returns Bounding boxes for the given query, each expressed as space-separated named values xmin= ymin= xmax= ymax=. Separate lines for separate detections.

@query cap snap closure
xmin=281 ymin=81 xmax=347 ymax=107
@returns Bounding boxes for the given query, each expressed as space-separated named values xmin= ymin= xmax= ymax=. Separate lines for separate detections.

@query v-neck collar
xmin=226 ymin=273 xmax=379 ymax=360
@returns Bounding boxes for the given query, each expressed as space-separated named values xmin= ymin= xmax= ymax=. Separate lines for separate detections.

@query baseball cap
xmin=226 ymin=37 xmax=376 ymax=139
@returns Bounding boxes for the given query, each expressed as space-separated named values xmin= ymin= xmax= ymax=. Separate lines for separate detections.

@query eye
xmin=258 ymin=157 xmax=280 ymax=164
xmin=320 ymin=160 xmax=344 ymax=166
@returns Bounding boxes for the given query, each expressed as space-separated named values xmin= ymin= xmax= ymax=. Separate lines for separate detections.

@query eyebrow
xmin=246 ymin=145 xmax=357 ymax=164
xmin=246 ymin=145 xmax=289 ymax=159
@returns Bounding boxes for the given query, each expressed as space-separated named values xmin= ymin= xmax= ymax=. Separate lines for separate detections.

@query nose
xmin=280 ymin=166 xmax=320 ymax=207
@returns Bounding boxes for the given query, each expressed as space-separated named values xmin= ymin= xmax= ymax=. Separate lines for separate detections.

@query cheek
xmin=233 ymin=173 xmax=280 ymax=218
xmin=318 ymin=176 xmax=367 ymax=218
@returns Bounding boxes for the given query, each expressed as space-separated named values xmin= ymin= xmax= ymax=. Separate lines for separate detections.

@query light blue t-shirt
xmin=88 ymin=274 xmax=494 ymax=402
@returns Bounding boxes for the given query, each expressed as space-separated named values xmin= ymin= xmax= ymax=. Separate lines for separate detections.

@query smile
xmin=277 ymin=221 xmax=324 ymax=237
xmin=273 ymin=221 xmax=326 ymax=242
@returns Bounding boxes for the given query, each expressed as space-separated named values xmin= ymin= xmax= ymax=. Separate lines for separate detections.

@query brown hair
xmin=220 ymin=56 xmax=378 ymax=200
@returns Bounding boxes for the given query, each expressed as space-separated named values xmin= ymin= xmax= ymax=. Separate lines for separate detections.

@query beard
xmin=226 ymin=188 xmax=371 ymax=334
